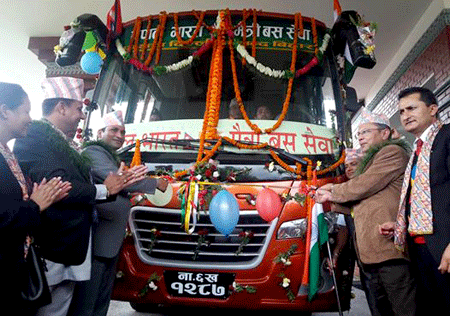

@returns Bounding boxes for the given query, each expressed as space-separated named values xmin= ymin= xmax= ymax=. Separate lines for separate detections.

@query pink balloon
xmin=256 ymin=188 xmax=282 ymax=222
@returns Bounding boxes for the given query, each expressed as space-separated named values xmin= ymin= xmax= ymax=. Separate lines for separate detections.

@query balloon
xmin=209 ymin=190 xmax=240 ymax=236
xmin=256 ymin=188 xmax=282 ymax=222
xmin=80 ymin=51 xmax=103 ymax=74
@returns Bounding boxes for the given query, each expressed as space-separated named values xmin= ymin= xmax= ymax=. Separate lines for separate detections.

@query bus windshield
xmin=89 ymin=13 xmax=342 ymax=181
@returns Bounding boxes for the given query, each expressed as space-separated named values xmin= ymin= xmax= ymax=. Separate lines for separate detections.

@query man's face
xmin=62 ymin=100 xmax=86 ymax=138
xmin=229 ymin=100 xmax=242 ymax=119
xmin=100 ymin=125 xmax=126 ymax=150
xmin=357 ymin=122 xmax=390 ymax=153
xmin=256 ymin=106 xmax=272 ymax=120
xmin=398 ymin=92 xmax=438 ymax=137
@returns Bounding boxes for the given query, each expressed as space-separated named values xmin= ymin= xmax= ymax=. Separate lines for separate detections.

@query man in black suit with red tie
xmin=381 ymin=87 xmax=450 ymax=314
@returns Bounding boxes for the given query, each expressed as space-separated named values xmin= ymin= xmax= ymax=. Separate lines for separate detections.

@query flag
xmin=107 ymin=0 xmax=123 ymax=36
xmin=308 ymin=202 xmax=329 ymax=301
xmin=334 ymin=0 xmax=342 ymax=22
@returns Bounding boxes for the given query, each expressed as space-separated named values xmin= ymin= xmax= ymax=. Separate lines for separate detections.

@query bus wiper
xmin=117 ymin=138 xmax=223 ymax=155
xmin=118 ymin=137 xmax=308 ymax=166
xmin=220 ymin=138 xmax=308 ymax=166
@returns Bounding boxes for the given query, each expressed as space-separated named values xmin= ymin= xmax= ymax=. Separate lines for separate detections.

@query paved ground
xmin=107 ymin=286 xmax=370 ymax=316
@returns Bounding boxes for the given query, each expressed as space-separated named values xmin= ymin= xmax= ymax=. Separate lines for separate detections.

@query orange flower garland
xmin=122 ymin=10 xmax=343 ymax=181
xmin=174 ymin=11 xmax=206 ymax=45
xmin=203 ymin=11 xmax=226 ymax=141
xmin=196 ymin=10 xmax=226 ymax=164
xmin=311 ymin=18 xmax=319 ymax=56
xmin=229 ymin=13 xmax=302 ymax=135
xmin=140 ymin=16 xmax=153 ymax=61
xmin=251 ymin=9 xmax=257 ymax=58
xmin=144 ymin=12 xmax=167 ymax=66
xmin=127 ymin=16 xmax=141 ymax=57
xmin=130 ymin=139 xmax=142 ymax=167
xmin=154 ymin=12 xmax=168 ymax=65
xmin=228 ymin=38 xmax=262 ymax=134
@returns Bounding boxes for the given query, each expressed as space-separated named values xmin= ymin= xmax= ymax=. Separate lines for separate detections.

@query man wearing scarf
xmin=13 ymin=77 xmax=129 ymax=316
xmin=315 ymin=107 xmax=416 ymax=316
xmin=68 ymin=110 xmax=168 ymax=316
xmin=391 ymin=87 xmax=450 ymax=314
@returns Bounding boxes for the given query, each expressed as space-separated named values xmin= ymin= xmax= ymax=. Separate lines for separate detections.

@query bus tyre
xmin=129 ymin=302 xmax=158 ymax=312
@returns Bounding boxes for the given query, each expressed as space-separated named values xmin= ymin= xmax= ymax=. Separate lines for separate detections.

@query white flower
xmin=280 ymin=258 xmax=291 ymax=266
xmin=282 ymin=277 xmax=290 ymax=288
xmin=247 ymin=56 xmax=257 ymax=66
xmin=115 ymin=39 xmax=127 ymax=57
xmin=148 ymin=281 xmax=158 ymax=291
xmin=196 ymin=174 xmax=202 ymax=181
xmin=319 ymin=34 xmax=331 ymax=54
xmin=213 ymin=171 xmax=220 ymax=178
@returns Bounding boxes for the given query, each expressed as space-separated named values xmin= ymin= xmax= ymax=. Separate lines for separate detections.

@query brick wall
xmin=356 ymin=26 xmax=450 ymax=132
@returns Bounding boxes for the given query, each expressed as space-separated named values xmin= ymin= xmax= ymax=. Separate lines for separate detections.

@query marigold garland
xmin=174 ymin=11 xmax=206 ymax=45
xmin=251 ymin=9 xmax=257 ymax=58
xmin=229 ymin=13 xmax=301 ymax=135
xmin=130 ymin=139 xmax=142 ymax=167
xmin=140 ymin=16 xmax=153 ymax=61
xmin=119 ymin=10 xmax=343 ymax=181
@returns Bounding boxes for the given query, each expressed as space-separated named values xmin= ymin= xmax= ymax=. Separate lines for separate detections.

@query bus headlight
xmin=277 ymin=218 xmax=307 ymax=240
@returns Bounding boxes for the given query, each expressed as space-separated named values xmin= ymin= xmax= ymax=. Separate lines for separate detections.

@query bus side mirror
xmin=344 ymin=86 xmax=361 ymax=112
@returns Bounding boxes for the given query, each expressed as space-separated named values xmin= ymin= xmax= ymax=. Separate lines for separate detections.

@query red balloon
xmin=256 ymin=188 xmax=282 ymax=222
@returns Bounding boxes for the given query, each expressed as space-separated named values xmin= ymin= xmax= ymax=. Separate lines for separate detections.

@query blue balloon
xmin=80 ymin=51 xmax=103 ymax=74
xmin=209 ymin=190 xmax=240 ymax=236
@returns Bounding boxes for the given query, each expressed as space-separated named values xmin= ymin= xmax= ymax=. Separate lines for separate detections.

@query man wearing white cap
xmin=13 ymin=77 xmax=136 ymax=316
xmin=315 ymin=107 xmax=416 ymax=315
xmin=68 ymin=110 xmax=168 ymax=316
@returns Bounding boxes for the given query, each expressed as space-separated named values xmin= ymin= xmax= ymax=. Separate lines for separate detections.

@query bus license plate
xmin=164 ymin=271 xmax=234 ymax=299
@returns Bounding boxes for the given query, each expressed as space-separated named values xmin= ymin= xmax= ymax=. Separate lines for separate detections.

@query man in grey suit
xmin=68 ymin=110 xmax=169 ymax=316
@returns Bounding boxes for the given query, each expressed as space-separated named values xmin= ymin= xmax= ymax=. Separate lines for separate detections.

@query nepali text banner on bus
xmin=121 ymin=14 xmax=324 ymax=53
xmin=124 ymin=119 xmax=336 ymax=156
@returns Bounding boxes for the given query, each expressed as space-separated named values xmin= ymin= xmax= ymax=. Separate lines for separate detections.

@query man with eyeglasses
xmin=315 ymin=107 xmax=416 ymax=316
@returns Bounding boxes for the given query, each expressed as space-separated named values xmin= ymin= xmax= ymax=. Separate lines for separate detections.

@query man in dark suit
xmin=68 ymin=110 xmax=169 ymax=316
xmin=385 ymin=87 xmax=450 ymax=313
xmin=13 ymin=77 xmax=131 ymax=316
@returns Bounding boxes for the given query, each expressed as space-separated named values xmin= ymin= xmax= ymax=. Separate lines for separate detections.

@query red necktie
xmin=415 ymin=139 xmax=424 ymax=156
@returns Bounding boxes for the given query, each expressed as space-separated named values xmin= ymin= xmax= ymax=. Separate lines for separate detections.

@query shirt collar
xmin=415 ymin=124 xmax=434 ymax=146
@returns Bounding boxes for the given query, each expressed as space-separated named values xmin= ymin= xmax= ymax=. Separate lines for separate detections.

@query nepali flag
xmin=334 ymin=0 xmax=342 ymax=22
xmin=107 ymin=0 xmax=123 ymax=37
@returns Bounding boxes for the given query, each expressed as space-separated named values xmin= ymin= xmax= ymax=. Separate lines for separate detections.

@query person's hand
xmin=103 ymin=171 xmax=130 ymax=195
xmin=438 ymin=244 xmax=450 ymax=274
xmin=156 ymin=178 xmax=169 ymax=192
xmin=378 ymin=222 xmax=395 ymax=238
xmin=320 ymin=183 xmax=334 ymax=192
xmin=30 ymin=177 xmax=72 ymax=212
xmin=125 ymin=164 xmax=149 ymax=186
xmin=326 ymin=252 xmax=340 ymax=271
xmin=315 ymin=189 xmax=332 ymax=203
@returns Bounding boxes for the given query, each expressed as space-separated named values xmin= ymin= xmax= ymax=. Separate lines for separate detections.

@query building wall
xmin=373 ymin=26 xmax=450 ymax=121
xmin=352 ymin=24 xmax=450 ymax=145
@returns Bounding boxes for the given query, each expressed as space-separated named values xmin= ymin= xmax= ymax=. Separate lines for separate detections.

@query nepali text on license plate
xmin=164 ymin=271 xmax=234 ymax=299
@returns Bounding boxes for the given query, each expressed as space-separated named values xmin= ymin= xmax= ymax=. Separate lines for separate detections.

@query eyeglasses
xmin=356 ymin=128 xmax=382 ymax=137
